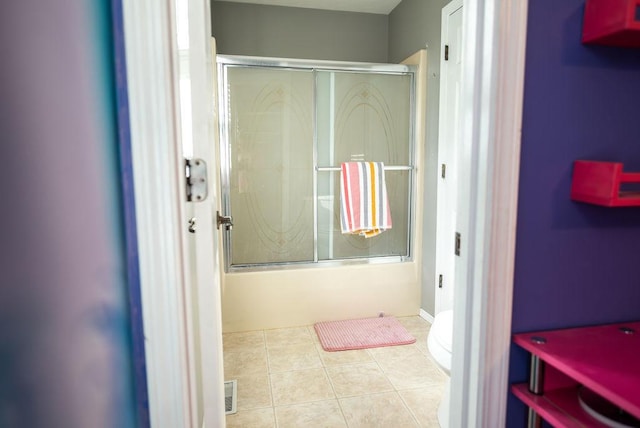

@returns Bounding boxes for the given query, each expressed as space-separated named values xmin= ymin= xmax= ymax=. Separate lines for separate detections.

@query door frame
xmin=121 ymin=0 xmax=530 ymax=426
xmin=120 ymin=0 xmax=224 ymax=426
xmin=435 ymin=0 xmax=464 ymax=315
xmin=449 ymin=0 xmax=529 ymax=426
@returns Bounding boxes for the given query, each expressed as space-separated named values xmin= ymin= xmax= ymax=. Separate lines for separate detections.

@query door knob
xmin=216 ymin=211 xmax=233 ymax=230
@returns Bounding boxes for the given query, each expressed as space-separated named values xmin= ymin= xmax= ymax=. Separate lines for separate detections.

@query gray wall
xmin=211 ymin=1 xmax=389 ymax=62
xmin=389 ymin=0 xmax=450 ymax=316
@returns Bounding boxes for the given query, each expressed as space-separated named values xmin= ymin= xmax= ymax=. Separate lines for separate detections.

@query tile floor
xmin=223 ymin=316 xmax=447 ymax=428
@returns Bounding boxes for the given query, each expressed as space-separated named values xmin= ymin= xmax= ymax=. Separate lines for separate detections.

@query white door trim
xmin=449 ymin=0 xmax=529 ymax=427
xmin=435 ymin=0 xmax=464 ymax=315
xmin=122 ymin=0 xmax=202 ymax=426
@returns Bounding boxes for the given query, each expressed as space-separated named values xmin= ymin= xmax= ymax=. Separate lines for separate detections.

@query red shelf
xmin=513 ymin=322 xmax=640 ymax=425
xmin=582 ymin=0 xmax=640 ymax=47
xmin=570 ymin=160 xmax=640 ymax=207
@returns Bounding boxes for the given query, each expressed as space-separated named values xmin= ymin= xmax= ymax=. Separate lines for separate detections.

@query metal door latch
xmin=216 ymin=211 xmax=233 ymax=230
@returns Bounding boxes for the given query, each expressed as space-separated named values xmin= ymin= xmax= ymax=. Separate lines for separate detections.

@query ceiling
xmin=213 ymin=0 xmax=403 ymax=15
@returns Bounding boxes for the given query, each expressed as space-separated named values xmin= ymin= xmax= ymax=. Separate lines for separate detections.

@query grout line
xmin=396 ymin=389 xmax=424 ymax=427
xmin=334 ymin=397 xmax=349 ymax=426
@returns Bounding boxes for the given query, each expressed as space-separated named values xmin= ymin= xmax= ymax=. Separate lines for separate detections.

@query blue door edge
xmin=110 ymin=0 xmax=151 ymax=426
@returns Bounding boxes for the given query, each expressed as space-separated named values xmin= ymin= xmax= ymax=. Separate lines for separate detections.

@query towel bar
xmin=316 ymin=165 xmax=413 ymax=172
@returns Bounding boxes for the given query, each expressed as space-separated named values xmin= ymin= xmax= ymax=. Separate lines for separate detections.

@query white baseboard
xmin=419 ymin=308 xmax=434 ymax=324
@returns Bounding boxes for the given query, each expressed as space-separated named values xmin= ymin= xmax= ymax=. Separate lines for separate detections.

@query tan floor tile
xmin=397 ymin=317 xmax=431 ymax=349
xmin=222 ymin=324 xmax=449 ymax=426
xmin=265 ymin=327 xmax=314 ymax=347
xmin=235 ymin=374 xmax=272 ymax=410
xmin=270 ymin=368 xmax=335 ymax=406
xmin=339 ymin=392 xmax=419 ymax=428
xmin=326 ymin=362 xmax=394 ymax=397
xmin=223 ymin=330 xmax=265 ymax=352
xmin=376 ymin=352 xmax=447 ymax=390
xmin=275 ymin=400 xmax=347 ymax=428
xmin=396 ymin=315 xmax=431 ymax=333
xmin=368 ymin=343 xmax=424 ymax=361
xmin=225 ymin=407 xmax=275 ymax=428
xmin=398 ymin=386 xmax=446 ymax=428
xmin=423 ymin=344 xmax=451 ymax=373
xmin=415 ymin=336 xmax=431 ymax=357
xmin=224 ymin=348 xmax=268 ymax=378
xmin=316 ymin=345 xmax=374 ymax=366
xmin=267 ymin=343 xmax=322 ymax=373
xmin=307 ymin=325 xmax=321 ymax=344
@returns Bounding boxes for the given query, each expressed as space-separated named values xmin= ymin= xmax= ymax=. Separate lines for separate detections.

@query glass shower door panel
xmin=317 ymin=171 xmax=410 ymax=260
xmin=317 ymin=71 xmax=412 ymax=166
xmin=226 ymin=67 xmax=314 ymax=265
xmin=316 ymin=71 xmax=412 ymax=260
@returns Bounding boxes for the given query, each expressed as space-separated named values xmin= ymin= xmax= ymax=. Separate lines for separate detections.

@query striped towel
xmin=340 ymin=162 xmax=392 ymax=238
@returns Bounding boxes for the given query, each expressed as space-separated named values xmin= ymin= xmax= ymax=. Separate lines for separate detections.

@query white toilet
xmin=427 ymin=309 xmax=453 ymax=428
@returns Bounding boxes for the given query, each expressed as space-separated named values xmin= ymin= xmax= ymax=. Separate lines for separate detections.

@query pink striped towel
xmin=340 ymin=162 xmax=392 ymax=238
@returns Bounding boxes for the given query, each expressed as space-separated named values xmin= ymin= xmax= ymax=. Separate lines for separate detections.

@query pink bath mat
xmin=314 ymin=316 xmax=416 ymax=352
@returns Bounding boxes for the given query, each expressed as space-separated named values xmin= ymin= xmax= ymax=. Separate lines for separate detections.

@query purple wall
xmin=508 ymin=0 xmax=640 ymax=425
xmin=0 ymin=1 xmax=141 ymax=426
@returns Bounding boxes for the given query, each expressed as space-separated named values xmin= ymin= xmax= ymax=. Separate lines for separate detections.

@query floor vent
xmin=224 ymin=380 xmax=237 ymax=415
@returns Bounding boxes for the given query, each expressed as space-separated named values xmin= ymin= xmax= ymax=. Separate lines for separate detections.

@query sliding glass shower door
xmin=218 ymin=56 xmax=415 ymax=270
xmin=223 ymin=66 xmax=315 ymax=265
xmin=316 ymin=71 xmax=412 ymax=261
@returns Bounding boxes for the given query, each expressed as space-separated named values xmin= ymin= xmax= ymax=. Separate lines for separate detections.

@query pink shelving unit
xmin=512 ymin=322 xmax=640 ymax=427
xmin=571 ymin=160 xmax=640 ymax=207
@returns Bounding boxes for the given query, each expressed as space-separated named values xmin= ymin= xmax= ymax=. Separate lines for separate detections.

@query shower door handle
xmin=216 ymin=211 xmax=233 ymax=230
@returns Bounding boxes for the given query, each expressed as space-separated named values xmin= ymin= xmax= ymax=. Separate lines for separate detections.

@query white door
xmin=178 ymin=1 xmax=226 ymax=426
xmin=435 ymin=0 xmax=463 ymax=315
xmin=122 ymin=0 xmax=225 ymax=425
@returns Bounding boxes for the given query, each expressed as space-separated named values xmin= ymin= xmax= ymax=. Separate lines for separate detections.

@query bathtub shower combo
xmin=216 ymin=55 xmax=417 ymax=271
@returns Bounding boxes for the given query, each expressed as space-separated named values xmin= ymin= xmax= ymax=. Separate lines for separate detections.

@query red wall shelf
xmin=570 ymin=160 xmax=640 ymax=206
xmin=582 ymin=0 xmax=640 ymax=47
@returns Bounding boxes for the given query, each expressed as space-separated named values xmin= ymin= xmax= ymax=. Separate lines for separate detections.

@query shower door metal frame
xmin=217 ymin=54 xmax=417 ymax=272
